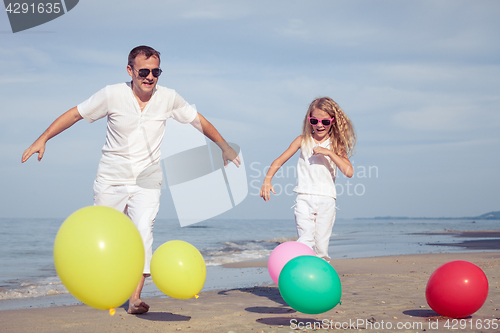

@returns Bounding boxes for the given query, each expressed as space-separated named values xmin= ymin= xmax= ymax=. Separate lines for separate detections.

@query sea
xmin=0 ymin=217 xmax=498 ymax=310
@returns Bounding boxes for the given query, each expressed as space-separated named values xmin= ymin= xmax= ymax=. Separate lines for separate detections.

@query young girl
xmin=260 ymin=97 xmax=356 ymax=262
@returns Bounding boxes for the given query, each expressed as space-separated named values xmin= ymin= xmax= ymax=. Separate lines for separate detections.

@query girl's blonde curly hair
xmin=301 ymin=97 xmax=356 ymax=157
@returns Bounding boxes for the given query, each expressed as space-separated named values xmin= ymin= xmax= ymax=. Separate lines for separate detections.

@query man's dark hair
xmin=128 ymin=46 xmax=161 ymax=66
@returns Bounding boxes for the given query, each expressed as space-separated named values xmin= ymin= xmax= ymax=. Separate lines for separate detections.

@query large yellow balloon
xmin=151 ymin=240 xmax=206 ymax=299
xmin=53 ymin=206 xmax=145 ymax=310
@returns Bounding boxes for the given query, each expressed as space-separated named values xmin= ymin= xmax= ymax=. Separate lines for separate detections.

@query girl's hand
xmin=313 ymin=146 xmax=354 ymax=177
xmin=312 ymin=146 xmax=331 ymax=157
xmin=260 ymin=181 xmax=276 ymax=202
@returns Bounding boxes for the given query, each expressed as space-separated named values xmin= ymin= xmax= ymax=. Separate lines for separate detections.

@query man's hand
xmin=191 ymin=113 xmax=241 ymax=168
xmin=22 ymin=138 xmax=47 ymax=163
xmin=21 ymin=107 xmax=82 ymax=164
xmin=222 ymin=146 xmax=241 ymax=168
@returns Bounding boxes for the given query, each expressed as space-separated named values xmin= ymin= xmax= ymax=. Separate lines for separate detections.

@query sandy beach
xmin=1 ymin=250 xmax=499 ymax=333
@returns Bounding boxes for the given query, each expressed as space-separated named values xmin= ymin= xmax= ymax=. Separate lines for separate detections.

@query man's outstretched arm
xmin=22 ymin=107 xmax=83 ymax=163
xmin=190 ymin=113 xmax=241 ymax=168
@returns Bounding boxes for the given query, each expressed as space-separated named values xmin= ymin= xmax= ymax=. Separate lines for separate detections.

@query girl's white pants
xmin=294 ymin=194 xmax=336 ymax=261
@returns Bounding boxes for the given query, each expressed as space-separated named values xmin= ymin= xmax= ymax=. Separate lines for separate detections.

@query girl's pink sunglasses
xmin=309 ymin=116 xmax=335 ymax=126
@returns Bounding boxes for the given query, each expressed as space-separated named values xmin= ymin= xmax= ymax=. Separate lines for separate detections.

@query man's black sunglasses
xmin=131 ymin=66 xmax=162 ymax=78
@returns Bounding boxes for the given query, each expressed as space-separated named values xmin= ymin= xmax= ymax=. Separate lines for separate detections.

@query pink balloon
xmin=268 ymin=241 xmax=316 ymax=285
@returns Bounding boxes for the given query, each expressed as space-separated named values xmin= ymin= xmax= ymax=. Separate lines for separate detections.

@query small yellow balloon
xmin=150 ymin=240 xmax=206 ymax=299
xmin=54 ymin=206 xmax=145 ymax=310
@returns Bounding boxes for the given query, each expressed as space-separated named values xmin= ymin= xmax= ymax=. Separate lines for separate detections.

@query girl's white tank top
xmin=293 ymin=139 xmax=337 ymax=199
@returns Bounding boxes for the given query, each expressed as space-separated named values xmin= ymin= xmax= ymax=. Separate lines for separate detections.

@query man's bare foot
xmin=127 ymin=298 xmax=150 ymax=314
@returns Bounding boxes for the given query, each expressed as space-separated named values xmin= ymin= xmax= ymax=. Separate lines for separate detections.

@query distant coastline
xmin=355 ymin=211 xmax=500 ymax=220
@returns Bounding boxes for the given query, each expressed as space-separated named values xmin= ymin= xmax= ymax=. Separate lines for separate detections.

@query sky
xmin=1 ymin=0 xmax=499 ymax=220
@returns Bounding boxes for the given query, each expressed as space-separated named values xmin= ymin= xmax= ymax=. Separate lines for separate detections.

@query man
xmin=22 ymin=45 xmax=240 ymax=314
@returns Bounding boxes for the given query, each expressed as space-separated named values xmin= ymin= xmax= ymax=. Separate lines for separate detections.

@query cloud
xmin=279 ymin=18 xmax=309 ymax=39
xmin=393 ymin=106 xmax=476 ymax=131
xmin=60 ymin=47 xmax=124 ymax=68
xmin=0 ymin=46 xmax=53 ymax=70
xmin=180 ymin=4 xmax=251 ymax=20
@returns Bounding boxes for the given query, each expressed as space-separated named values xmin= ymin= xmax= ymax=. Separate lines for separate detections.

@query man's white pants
xmin=294 ymin=194 xmax=336 ymax=261
xmin=93 ymin=180 xmax=161 ymax=274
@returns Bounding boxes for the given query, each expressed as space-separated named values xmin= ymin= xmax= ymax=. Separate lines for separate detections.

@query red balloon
xmin=426 ymin=260 xmax=488 ymax=318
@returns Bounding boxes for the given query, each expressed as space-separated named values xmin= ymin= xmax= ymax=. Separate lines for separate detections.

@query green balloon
xmin=278 ymin=255 xmax=342 ymax=314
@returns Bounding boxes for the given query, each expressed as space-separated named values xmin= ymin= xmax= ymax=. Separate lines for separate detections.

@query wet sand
xmin=417 ymin=229 xmax=500 ymax=250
